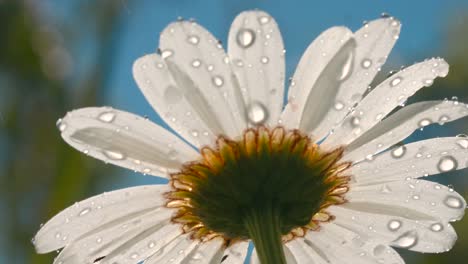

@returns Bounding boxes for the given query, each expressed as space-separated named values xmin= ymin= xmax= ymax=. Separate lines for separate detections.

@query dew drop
xmin=388 ymin=219 xmax=402 ymax=231
xmin=438 ymin=115 xmax=450 ymax=124
xmin=236 ymin=28 xmax=255 ymax=48
xmin=56 ymin=119 xmax=67 ymax=132
xmin=456 ymin=134 xmax=468 ymax=149
xmin=130 ymin=252 xmax=139 ymax=259
xmin=373 ymin=245 xmax=386 ymax=256
xmin=444 ymin=195 xmax=463 ymax=209
xmin=380 ymin=184 xmax=392 ymax=194
xmin=260 ymin=56 xmax=269 ymax=64
xmin=422 ymin=78 xmax=434 ymax=87
xmin=168 ymin=149 xmax=178 ymax=160
xmin=212 ymin=76 xmax=224 ymax=87
xmin=187 ymin=35 xmax=200 ymax=45
xmin=98 ymin=112 xmax=116 ymax=123
xmin=247 ymin=101 xmax=268 ymax=125
xmin=350 ymin=116 xmax=360 ymax=127
xmin=79 ymin=207 xmax=91 ymax=216
xmin=437 ymin=156 xmax=458 ymax=172
xmin=361 ymin=59 xmax=372 ymax=69
xmin=390 ymin=77 xmax=402 ymax=87
xmin=338 ymin=51 xmax=354 ymax=81
xmin=103 ymin=150 xmax=125 ymax=160
xmin=259 ymin=16 xmax=270 ymax=24
xmin=191 ymin=59 xmax=202 ymax=68
xmin=430 ymin=223 xmax=444 ymax=232
xmin=334 ymin=101 xmax=345 ymax=110
xmin=418 ymin=118 xmax=432 ymax=127
xmin=164 ymin=85 xmax=183 ymax=104
xmin=190 ymin=130 xmax=199 ymax=137
xmin=391 ymin=145 xmax=406 ymax=159
xmin=148 ymin=240 xmax=156 ymax=248
xmin=161 ymin=49 xmax=174 ymax=59
xmin=393 ymin=231 xmax=418 ymax=249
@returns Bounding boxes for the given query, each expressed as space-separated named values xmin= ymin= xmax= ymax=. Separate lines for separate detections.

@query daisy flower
xmin=35 ymin=10 xmax=467 ymax=264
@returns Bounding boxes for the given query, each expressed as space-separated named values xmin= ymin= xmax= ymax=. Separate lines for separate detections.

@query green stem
xmin=243 ymin=206 xmax=287 ymax=264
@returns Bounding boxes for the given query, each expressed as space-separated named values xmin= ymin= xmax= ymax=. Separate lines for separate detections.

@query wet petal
xmin=344 ymin=100 xmax=468 ymax=162
xmin=159 ymin=21 xmax=247 ymax=140
xmin=331 ymin=205 xmax=458 ymax=253
xmin=34 ymin=185 xmax=172 ymax=253
xmin=324 ymin=58 xmax=449 ymax=147
xmin=228 ymin=10 xmax=285 ymax=126
xmin=281 ymin=26 xmax=354 ymax=139
xmin=57 ymin=107 xmax=199 ymax=177
xmin=352 ymin=137 xmax=468 ymax=184
xmin=346 ymin=179 xmax=466 ymax=222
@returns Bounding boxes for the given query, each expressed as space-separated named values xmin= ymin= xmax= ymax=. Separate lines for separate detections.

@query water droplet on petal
xmin=103 ymin=150 xmax=125 ymax=160
xmin=334 ymin=101 xmax=345 ymax=110
xmin=444 ymin=195 xmax=463 ymax=209
xmin=130 ymin=252 xmax=139 ymax=259
xmin=361 ymin=59 xmax=372 ymax=69
xmin=164 ymin=85 xmax=183 ymax=104
xmin=148 ymin=241 xmax=156 ymax=248
xmin=79 ymin=207 xmax=91 ymax=216
xmin=418 ymin=118 xmax=432 ymax=127
xmin=390 ymin=77 xmax=402 ymax=87
xmin=391 ymin=145 xmax=406 ymax=159
xmin=388 ymin=219 xmax=402 ymax=231
xmin=187 ymin=35 xmax=200 ymax=45
xmin=247 ymin=102 xmax=268 ymax=125
xmin=456 ymin=134 xmax=468 ymax=149
xmin=380 ymin=184 xmax=392 ymax=193
xmin=212 ymin=76 xmax=224 ymax=87
xmin=430 ymin=223 xmax=444 ymax=232
xmin=191 ymin=59 xmax=202 ymax=68
xmin=236 ymin=28 xmax=255 ymax=48
xmin=438 ymin=115 xmax=450 ymax=125
xmin=422 ymin=78 xmax=434 ymax=87
xmin=56 ymin=119 xmax=67 ymax=132
xmin=98 ymin=112 xmax=116 ymax=123
xmin=161 ymin=49 xmax=174 ymax=59
xmin=373 ymin=245 xmax=386 ymax=256
xmin=260 ymin=56 xmax=269 ymax=64
xmin=259 ymin=16 xmax=270 ymax=24
xmin=437 ymin=156 xmax=458 ymax=172
xmin=393 ymin=231 xmax=418 ymax=249
xmin=338 ymin=51 xmax=354 ymax=81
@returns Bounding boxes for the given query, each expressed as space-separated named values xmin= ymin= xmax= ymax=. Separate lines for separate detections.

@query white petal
xmin=335 ymin=17 xmax=401 ymax=108
xmin=134 ymin=54 xmax=227 ymax=148
xmin=158 ymin=21 xmax=247 ymax=140
xmin=57 ymin=107 xmax=199 ymax=177
xmin=228 ymin=10 xmax=285 ymax=126
xmin=331 ymin=205 xmax=458 ymax=253
xmin=303 ymin=224 xmax=404 ymax=264
xmin=324 ymin=58 xmax=449 ymax=147
xmin=352 ymin=137 xmax=468 ymax=184
xmin=286 ymin=240 xmax=329 ymax=264
xmin=180 ymin=238 xmax=224 ymax=263
xmin=144 ymin=234 xmax=198 ymax=263
xmin=55 ymin=221 xmax=181 ymax=264
xmin=346 ymin=179 xmax=466 ymax=222
xmin=250 ymin=245 xmax=296 ymax=264
xmin=344 ymin=100 xmax=468 ymax=162
xmin=281 ymin=26 xmax=355 ymax=138
xmin=34 ymin=185 xmax=171 ymax=253
xmin=219 ymin=241 xmax=249 ymax=264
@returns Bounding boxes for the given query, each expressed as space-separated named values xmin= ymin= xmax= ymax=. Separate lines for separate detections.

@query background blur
xmin=1 ymin=0 xmax=467 ymax=263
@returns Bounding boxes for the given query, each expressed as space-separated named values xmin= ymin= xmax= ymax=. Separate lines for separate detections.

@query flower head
xmin=36 ymin=10 xmax=467 ymax=264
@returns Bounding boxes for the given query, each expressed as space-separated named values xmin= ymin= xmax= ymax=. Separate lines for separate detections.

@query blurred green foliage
xmin=0 ymin=1 xmax=467 ymax=264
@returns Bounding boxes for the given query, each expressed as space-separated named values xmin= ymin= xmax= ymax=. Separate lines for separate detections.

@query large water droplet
xmin=430 ymin=223 xmax=444 ymax=232
xmin=418 ymin=118 xmax=432 ymax=127
xmin=260 ymin=56 xmax=269 ymax=64
xmin=98 ymin=112 xmax=116 ymax=123
xmin=456 ymin=134 xmax=468 ymax=149
xmin=247 ymin=102 xmax=268 ymax=125
xmin=373 ymin=245 xmax=386 ymax=256
xmin=437 ymin=156 xmax=458 ymax=172
xmin=103 ymin=150 xmax=125 ymax=160
xmin=259 ymin=16 xmax=270 ymax=24
xmin=388 ymin=219 xmax=402 ymax=231
xmin=191 ymin=59 xmax=202 ymax=68
xmin=56 ymin=118 xmax=67 ymax=132
xmin=391 ymin=145 xmax=406 ymax=159
xmin=334 ymin=101 xmax=344 ymax=110
xmin=236 ymin=29 xmax=255 ymax=48
xmin=390 ymin=77 xmax=402 ymax=87
xmin=393 ymin=231 xmax=418 ymax=249
xmin=444 ymin=195 xmax=463 ymax=209
xmin=164 ymin=85 xmax=183 ymax=104
xmin=338 ymin=50 xmax=354 ymax=81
